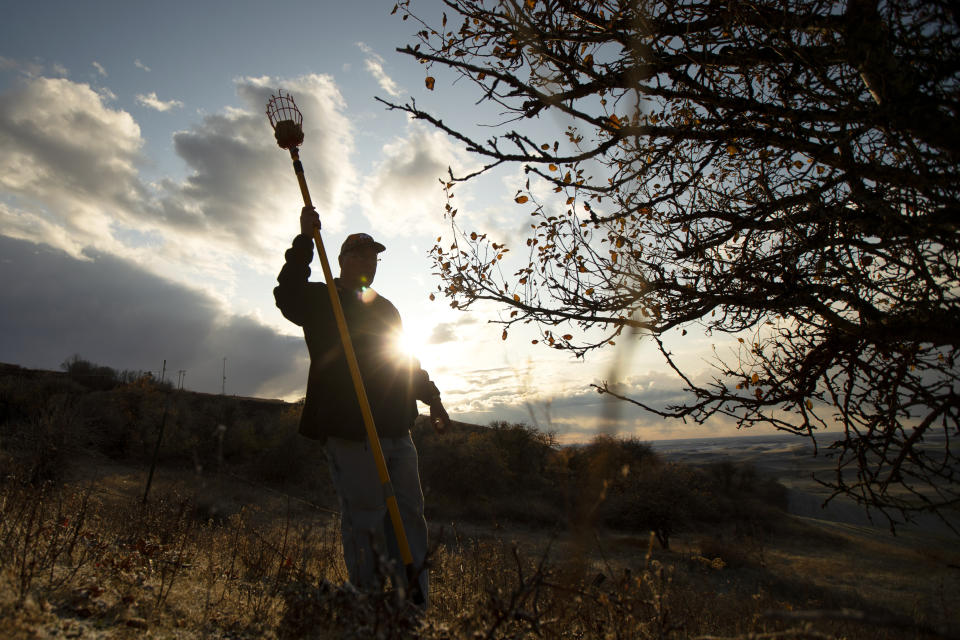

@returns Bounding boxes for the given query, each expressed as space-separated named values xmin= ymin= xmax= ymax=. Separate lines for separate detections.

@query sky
xmin=0 ymin=0 xmax=769 ymax=442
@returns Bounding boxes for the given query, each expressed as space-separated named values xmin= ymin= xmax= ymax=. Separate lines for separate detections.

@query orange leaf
xmin=502 ymin=329 xmax=508 ymax=341
xmin=425 ymin=76 xmax=436 ymax=90
xmin=562 ymin=334 xmax=573 ymax=340
xmin=515 ymin=195 xmax=529 ymax=204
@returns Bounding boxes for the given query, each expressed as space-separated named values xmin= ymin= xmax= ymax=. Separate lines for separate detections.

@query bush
xmin=1 ymin=394 xmax=79 ymax=484
xmin=414 ymin=419 xmax=565 ymax=525
xmin=60 ymin=354 xmax=120 ymax=390
xmin=559 ymin=436 xmax=790 ymax=549
xmin=242 ymin=406 xmax=329 ymax=492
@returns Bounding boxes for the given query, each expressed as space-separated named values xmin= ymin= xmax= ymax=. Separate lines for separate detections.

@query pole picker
xmin=266 ymin=91 xmax=423 ymax=602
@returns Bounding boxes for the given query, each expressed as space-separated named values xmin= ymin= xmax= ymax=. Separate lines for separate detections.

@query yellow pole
xmin=288 ymin=148 xmax=416 ymax=570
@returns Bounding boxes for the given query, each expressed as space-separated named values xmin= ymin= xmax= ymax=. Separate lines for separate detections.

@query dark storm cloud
xmin=0 ymin=235 xmax=307 ymax=397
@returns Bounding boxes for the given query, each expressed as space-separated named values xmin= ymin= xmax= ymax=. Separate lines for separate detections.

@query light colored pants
xmin=325 ymin=433 xmax=429 ymax=604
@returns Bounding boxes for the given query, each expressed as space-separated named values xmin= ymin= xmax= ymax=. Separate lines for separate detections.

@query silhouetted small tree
xmin=61 ymin=354 xmax=119 ymax=390
xmin=384 ymin=0 xmax=960 ymax=530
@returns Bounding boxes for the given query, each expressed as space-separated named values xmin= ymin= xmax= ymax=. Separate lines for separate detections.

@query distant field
xmin=652 ymin=432 xmax=960 ymax=534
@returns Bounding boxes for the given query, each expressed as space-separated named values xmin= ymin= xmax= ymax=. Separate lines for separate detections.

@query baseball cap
xmin=340 ymin=233 xmax=386 ymax=256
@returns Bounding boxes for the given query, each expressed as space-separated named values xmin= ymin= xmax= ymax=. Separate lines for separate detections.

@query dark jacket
xmin=274 ymin=234 xmax=440 ymax=441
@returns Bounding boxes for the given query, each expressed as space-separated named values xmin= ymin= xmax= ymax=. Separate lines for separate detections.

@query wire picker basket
xmin=266 ymin=90 xmax=304 ymax=150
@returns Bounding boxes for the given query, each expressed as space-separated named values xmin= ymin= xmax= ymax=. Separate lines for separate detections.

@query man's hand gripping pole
xmin=266 ymin=92 xmax=423 ymax=603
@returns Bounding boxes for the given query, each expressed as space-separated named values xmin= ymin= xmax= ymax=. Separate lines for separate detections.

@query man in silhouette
xmin=274 ymin=206 xmax=450 ymax=604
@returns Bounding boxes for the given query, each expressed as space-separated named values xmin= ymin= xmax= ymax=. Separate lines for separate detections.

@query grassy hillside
xmin=1 ymin=361 xmax=957 ymax=639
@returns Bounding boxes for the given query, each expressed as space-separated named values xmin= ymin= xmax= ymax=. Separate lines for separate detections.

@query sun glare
xmin=394 ymin=327 xmax=427 ymax=358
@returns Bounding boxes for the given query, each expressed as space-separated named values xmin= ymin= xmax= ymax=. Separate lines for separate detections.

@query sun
xmin=393 ymin=326 xmax=427 ymax=359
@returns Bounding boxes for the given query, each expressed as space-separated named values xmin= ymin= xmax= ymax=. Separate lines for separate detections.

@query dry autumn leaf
xmin=425 ymin=76 xmax=435 ymax=90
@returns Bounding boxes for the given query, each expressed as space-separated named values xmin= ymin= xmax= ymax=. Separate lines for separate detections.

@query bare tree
xmin=381 ymin=0 xmax=959 ymax=529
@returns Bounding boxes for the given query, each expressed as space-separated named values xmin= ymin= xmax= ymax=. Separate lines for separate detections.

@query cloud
xmin=428 ymin=323 xmax=457 ymax=344
xmin=92 ymin=61 xmax=107 ymax=77
xmin=163 ymin=74 xmax=357 ymax=255
xmin=0 ymin=73 xmax=358 ymax=302
xmin=360 ymin=123 xmax=478 ymax=234
xmin=134 ymin=59 xmax=151 ymax=72
xmin=0 ymin=76 xmax=148 ymax=256
xmin=441 ymin=360 xmax=751 ymax=442
xmin=0 ymin=235 xmax=307 ymax=398
xmin=427 ymin=316 xmax=477 ymax=344
xmin=357 ymin=42 xmax=402 ymax=98
xmin=0 ymin=56 xmax=58 ymax=78
xmin=135 ymin=91 xmax=183 ymax=111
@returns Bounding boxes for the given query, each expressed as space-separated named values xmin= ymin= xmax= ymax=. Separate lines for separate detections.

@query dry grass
xmin=1 ymin=462 xmax=958 ymax=640
xmin=0 ymin=476 xmax=343 ymax=639
xmin=761 ymin=518 xmax=960 ymax=634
